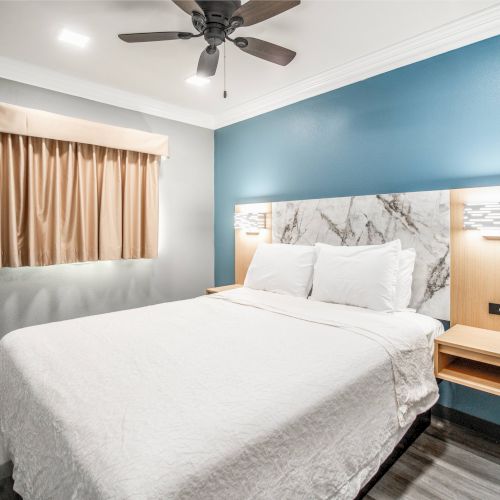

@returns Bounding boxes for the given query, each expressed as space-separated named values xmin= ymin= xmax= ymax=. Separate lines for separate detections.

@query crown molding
xmin=0 ymin=56 xmax=215 ymax=129
xmin=213 ymin=5 xmax=500 ymax=129
xmin=1 ymin=5 xmax=499 ymax=131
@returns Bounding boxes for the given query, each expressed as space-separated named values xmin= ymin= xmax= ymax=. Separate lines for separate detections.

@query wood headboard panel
xmin=235 ymin=186 xmax=500 ymax=329
xmin=451 ymin=186 xmax=500 ymax=330
xmin=235 ymin=203 xmax=272 ymax=284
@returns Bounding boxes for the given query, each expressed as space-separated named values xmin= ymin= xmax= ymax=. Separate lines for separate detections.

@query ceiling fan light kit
xmin=118 ymin=0 xmax=300 ymax=85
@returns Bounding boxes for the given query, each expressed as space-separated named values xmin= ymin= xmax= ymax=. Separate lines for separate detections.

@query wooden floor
xmin=1 ymin=417 xmax=498 ymax=500
xmin=366 ymin=416 xmax=500 ymax=500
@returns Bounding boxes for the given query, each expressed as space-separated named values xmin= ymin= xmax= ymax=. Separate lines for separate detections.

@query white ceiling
xmin=0 ymin=0 xmax=499 ymax=128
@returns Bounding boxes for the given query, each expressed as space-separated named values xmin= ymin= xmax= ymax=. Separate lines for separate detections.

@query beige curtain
xmin=0 ymin=133 xmax=159 ymax=267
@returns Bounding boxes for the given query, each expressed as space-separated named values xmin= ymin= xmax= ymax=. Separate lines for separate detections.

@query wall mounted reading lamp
xmin=234 ymin=212 xmax=267 ymax=235
xmin=464 ymin=202 xmax=500 ymax=239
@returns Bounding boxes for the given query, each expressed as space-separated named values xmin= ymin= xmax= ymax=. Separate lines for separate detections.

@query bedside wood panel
xmin=451 ymin=187 xmax=500 ymax=330
xmin=234 ymin=203 xmax=272 ymax=284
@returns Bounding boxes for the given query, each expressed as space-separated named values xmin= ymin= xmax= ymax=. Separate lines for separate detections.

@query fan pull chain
xmin=223 ymin=41 xmax=228 ymax=99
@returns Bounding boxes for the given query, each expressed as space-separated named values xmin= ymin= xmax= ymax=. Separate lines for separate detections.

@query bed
xmin=0 ymin=287 xmax=442 ymax=500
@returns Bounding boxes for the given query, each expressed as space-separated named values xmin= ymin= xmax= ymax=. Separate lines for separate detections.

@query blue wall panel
xmin=214 ymin=36 xmax=500 ymax=424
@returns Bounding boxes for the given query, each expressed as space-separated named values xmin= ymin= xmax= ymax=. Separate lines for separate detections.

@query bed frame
xmin=355 ymin=409 xmax=431 ymax=499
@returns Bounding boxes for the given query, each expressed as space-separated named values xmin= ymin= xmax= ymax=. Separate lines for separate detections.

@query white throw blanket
xmin=212 ymin=288 xmax=440 ymax=427
xmin=0 ymin=289 xmax=441 ymax=500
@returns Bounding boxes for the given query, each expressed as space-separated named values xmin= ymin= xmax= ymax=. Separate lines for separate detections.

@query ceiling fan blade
xmin=172 ymin=0 xmax=203 ymax=16
xmin=197 ymin=47 xmax=219 ymax=77
xmin=118 ymin=32 xmax=193 ymax=43
xmin=232 ymin=0 xmax=300 ymax=27
xmin=237 ymin=37 xmax=296 ymax=66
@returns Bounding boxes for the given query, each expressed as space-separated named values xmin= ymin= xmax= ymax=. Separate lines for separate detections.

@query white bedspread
xmin=0 ymin=288 xmax=441 ymax=500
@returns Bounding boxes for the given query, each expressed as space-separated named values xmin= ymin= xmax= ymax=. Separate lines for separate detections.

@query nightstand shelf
xmin=206 ymin=284 xmax=243 ymax=295
xmin=435 ymin=324 xmax=500 ymax=396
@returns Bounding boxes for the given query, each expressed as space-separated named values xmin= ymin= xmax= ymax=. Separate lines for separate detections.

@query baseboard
xmin=432 ymin=404 xmax=500 ymax=443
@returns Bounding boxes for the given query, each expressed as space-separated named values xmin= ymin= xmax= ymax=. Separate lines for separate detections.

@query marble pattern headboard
xmin=272 ymin=190 xmax=450 ymax=320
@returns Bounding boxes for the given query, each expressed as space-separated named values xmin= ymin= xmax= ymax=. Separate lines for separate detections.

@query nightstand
xmin=434 ymin=324 xmax=500 ymax=396
xmin=205 ymin=284 xmax=243 ymax=295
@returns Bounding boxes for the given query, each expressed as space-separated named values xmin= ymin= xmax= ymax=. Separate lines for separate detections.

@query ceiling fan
xmin=118 ymin=1 xmax=300 ymax=78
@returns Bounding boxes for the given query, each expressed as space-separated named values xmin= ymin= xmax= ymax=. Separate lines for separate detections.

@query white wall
xmin=0 ymin=78 xmax=214 ymax=338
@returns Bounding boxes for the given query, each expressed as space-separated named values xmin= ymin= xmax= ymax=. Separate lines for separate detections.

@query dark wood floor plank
xmin=368 ymin=417 xmax=500 ymax=500
xmin=390 ymin=451 xmax=498 ymax=499
xmin=426 ymin=417 xmax=500 ymax=461
xmin=410 ymin=435 xmax=500 ymax=486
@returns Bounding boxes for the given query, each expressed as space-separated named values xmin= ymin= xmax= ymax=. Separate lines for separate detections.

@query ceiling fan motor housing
xmin=204 ymin=25 xmax=226 ymax=47
xmin=199 ymin=2 xmax=239 ymax=47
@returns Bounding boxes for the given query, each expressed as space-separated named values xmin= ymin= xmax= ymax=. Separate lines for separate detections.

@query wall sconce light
xmin=464 ymin=202 xmax=500 ymax=239
xmin=234 ymin=212 xmax=267 ymax=235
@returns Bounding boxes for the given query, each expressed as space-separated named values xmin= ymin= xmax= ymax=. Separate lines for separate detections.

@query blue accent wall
xmin=214 ymin=35 xmax=500 ymax=425
xmin=439 ymin=382 xmax=499 ymax=424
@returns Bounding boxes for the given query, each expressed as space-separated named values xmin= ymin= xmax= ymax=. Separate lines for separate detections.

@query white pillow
xmin=395 ymin=248 xmax=416 ymax=311
xmin=244 ymin=243 xmax=316 ymax=298
xmin=310 ymin=240 xmax=401 ymax=311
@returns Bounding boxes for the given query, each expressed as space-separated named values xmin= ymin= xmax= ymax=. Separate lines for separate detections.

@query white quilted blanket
xmin=0 ymin=288 xmax=441 ymax=499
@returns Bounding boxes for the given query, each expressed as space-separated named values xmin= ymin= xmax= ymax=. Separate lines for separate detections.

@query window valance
xmin=0 ymin=102 xmax=168 ymax=156
xmin=0 ymin=103 xmax=162 ymax=268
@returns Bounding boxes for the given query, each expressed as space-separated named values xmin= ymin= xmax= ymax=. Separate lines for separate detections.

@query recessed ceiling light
xmin=185 ymin=75 xmax=210 ymax=87
xmin=58 ymin=28 xmax=89 ymax=48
